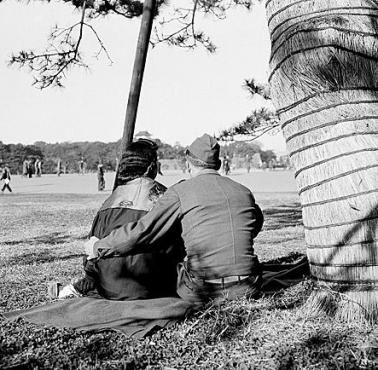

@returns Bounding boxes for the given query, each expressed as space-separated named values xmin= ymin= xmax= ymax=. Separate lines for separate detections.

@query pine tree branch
xmin=151 ymin=0 xmax=215 ymax=52
xmin=9 ymin=0 xmax=260 ymax=87
xmin=218 ymin=107 xmax=280 ymax=142
xmin=85 ymin=23 xmax=113 ymax=62
xmin=151 ymin=0 xmax=257 ymax=52
xmin=9 ymin=0 xmax=112 ymax=88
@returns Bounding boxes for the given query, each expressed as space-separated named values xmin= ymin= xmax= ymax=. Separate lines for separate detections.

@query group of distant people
xmin=23 ymin=158 xmax=42 ymax=178
xmin=49 ymin=134 xmax=265 ymax=305
xmin=2 ymin=157 xmax=105 ymax=194
xmin=56 ymin=158 xmax=106 ymax=192
xmin=1 ymin=158 xmax=43 ymax=194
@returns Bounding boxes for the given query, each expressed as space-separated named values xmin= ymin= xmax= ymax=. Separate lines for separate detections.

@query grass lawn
xmin=1 ymin=175 xmax=377 ymax=369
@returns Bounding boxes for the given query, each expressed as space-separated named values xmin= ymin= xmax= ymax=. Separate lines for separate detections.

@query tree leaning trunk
xmin=265 ymin=0 xmax=378 ymax=321
xmin=113 ymin=0 xmax=156 ymax=190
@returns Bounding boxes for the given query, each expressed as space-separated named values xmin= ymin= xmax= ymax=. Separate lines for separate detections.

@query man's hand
xmin=84 ymin=236 xmax=99 ymax=260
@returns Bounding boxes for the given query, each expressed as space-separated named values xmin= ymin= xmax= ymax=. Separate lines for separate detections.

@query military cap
xmin=186 ymin=134 xmax=220 ymax=168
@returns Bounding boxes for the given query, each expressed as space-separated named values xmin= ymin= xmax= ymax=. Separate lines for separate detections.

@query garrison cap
xmin=186 ymin=134 xmax=220 ymax=168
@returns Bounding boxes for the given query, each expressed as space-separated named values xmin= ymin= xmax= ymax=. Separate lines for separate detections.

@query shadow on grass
xmin=263 ymin=202 xmax=302 ymax=230
xmin=193 ymin=278 xmax=312 ymax=346
xmin=2 ymin=232 xmax=88 ymax=246
xmin=272 ymin=329 xmax=367 ymax=369
xmin=4 ymin=249 xmax=84 ymax=267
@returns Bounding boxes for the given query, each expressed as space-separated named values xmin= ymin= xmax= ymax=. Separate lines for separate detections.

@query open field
xmin=1 ymin=172 xmax=377 ymax=369
xmin=8 ymin=169 xmax=298 ymax=194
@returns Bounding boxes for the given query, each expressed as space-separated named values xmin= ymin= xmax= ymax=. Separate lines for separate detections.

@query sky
xmin=0 ymin=1 xmax=287 ymax=153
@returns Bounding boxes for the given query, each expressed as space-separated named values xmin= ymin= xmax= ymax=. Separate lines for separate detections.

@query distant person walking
xmin=245 ymin=154 xmax=251 ymax=173
xmin=22 ymin=159 xmax=28 ymax=177
xmin=38 ymin=159 xmax=42 ymax=176
xmin=1 ymin=165 xmax=12 ymax=193
xmin=97 ymin=164 xmax=105 ymax=191
xmin=222 ymin=155 xmax=231 ymax=175
xmin=57 ymin=159 xmax=63 ymax=176
xmin=35 ymin=158 xmax=42 ymax=177
xmin=27 ymin=160 xmax=33 ymax=178
xmin=79 ymin=158 xmax=85 ymax=175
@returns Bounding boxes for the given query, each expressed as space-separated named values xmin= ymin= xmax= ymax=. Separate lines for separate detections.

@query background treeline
xmin=0 ymin=138 xmax=279 ymax=174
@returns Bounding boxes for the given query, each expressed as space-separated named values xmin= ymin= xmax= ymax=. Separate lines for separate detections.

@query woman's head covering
xmin=117 ymin=139 xmax=158 ymax=184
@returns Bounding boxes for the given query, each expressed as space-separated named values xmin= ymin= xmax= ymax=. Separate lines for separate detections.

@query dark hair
xmin=116 ymin=139 xmax=158 ymax=185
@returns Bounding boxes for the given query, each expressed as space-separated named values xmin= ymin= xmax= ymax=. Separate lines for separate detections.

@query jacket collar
xmin=192 ymin=169 xmax=220 ymax=178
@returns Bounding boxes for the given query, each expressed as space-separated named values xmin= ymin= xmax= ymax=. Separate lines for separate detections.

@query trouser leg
xmin=1 ymin=184 xmax=11 ymax=192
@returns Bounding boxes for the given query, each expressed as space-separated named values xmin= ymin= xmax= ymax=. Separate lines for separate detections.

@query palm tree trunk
xmin=266 ymin=0 xmax=378 ymax=321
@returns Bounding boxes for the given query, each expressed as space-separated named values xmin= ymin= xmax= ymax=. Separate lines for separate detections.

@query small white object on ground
xmin=58 ymin=284 xmax=81 ymax=299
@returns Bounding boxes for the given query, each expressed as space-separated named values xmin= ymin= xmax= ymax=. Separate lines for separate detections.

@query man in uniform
xmin=85 ymin=134 xmax=264 ymax=303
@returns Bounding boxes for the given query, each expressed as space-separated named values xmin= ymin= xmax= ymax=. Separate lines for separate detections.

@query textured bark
xmin=266 ymin=0 xmax=378 ymax=321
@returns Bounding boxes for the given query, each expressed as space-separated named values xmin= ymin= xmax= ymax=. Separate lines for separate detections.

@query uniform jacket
xmin=95 ymin=170 xmax=263 ymax=279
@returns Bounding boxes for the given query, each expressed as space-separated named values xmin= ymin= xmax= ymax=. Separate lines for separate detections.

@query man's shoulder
xmin=171 ymin=178 xmax=188 ymax=189
xmin=168 ymin=178 xmax=198 ymax=197
xmin=218 ymin=174 xmax=254 ymax=194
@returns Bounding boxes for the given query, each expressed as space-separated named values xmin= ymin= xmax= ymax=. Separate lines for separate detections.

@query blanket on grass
xmin=2 ymin=254 xmax=309 ymax=338
xmin=2 ymin=297 xmax=194 ymax=338
xmin=261 ymin=254 xmax=310 ymax=294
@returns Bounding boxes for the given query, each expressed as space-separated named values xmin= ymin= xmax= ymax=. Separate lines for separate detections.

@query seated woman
xmin=49 ymin=139 xmax=184 ymax=300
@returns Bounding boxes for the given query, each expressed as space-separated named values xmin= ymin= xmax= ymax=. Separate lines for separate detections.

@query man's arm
xmin=252 ymin=203 xmax=264 ymax=238
xmin=93 ymin=188 xmax=181 ymax=258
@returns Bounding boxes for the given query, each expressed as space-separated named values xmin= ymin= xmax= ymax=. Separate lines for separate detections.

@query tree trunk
xmin=120 ymin=0 xmax=156 ymax=153
xmin=113 ymin=0 xmax=156 ymax=190
xmin=265 ymin=0 xmax=378 ymax=321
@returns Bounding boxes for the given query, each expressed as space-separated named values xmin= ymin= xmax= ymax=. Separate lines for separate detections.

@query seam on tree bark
xmin=301 ymin=187 xmax=378 ymax=208
xmin=310 ymin=261 xmax=378 ymax=267
xmin=304 ymin=212 xmax=378 ymax=230
xmin=268 ymin=0 xmax=318 ymax=25
xmin=298 ymin=163 xmax=378 ymax=195
xmin=269 ymin=44 xmax=378 ymax=82
xmin=270 ymin=8 xmax=378 ymax=43
xmin=271 ymin=12 xmax=378 ymax=49
xmin=278 ymin=87 xmax=378 ymax=115
xmin=291 ymin=132 xmax=378 ymax=158
xmin=296 ymin=148 xmax=378 ymax=179
xmin=281 ymin=100 xmax=378 ymax=130
xmin=271 ymin=26 xmax=378 ymax=62
xmin=313 ymin=276 xmax=378 ymax=285
xmin=307 ymin=239 xmax=378 ymax=249
xmin=265 ymin=0 xmax=275 ymax=8
xmin=287 ymin=116 xmax=378 ymax=143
